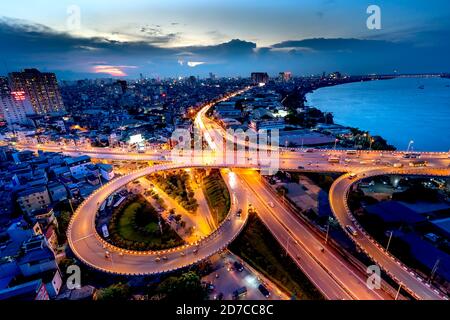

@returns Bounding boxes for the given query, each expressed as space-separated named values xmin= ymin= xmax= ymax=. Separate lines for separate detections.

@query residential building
xmin=0 ymin=279 xmax=49 ymax=300
xmin=249 ymin=118 xmax=286 ymax=131
xmin=17 ymin=235 xmax=58 ymax=277
xmin=0 ymin=92 xmax=34 ymax=127
xmin=65 ymin=155 xmax=91 ymax=177
xmin=9 ymin=68 xmax=65 ymax=115
xmin=251 ymin=72 xmax=269 ymax=84
xmin=32 ymin=207 xmax=57 ymax=229
xmin=17 ymin=186 xmax=51 ymax=215
xmin=98 ymin=163 xmax=115 ymax=181
xmin=279 ymin=71 xmax=292 ymax=82
xmin=47 ymin=181 xmax=68 ymax=202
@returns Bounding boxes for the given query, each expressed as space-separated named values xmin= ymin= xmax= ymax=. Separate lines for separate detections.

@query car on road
xmin=215 ymin=292 xmax=224 ymax=300
xmin=232 ymin=287 xmax=247 ymax=299
xmin=346 ymin=225 xmax=358 ymax=237
xmin=409 ymin=160 xmax=428 ymax=167
xmin=297 ymin=165 xmax=305 ymax=169
xmin=258 ymin=284 xmax=271 ymax=298
xmin=233 ymin=261 xmax=244 ymax=272
xmin=267 ymin=201 xmax=275 ymax=208
xmin=403 ymin=153 xmax=421 ymax=159
xmin=348 ymin=173 xmax=357 ymax=180
xmin=236 ymin=209 xmax=242 ymax=217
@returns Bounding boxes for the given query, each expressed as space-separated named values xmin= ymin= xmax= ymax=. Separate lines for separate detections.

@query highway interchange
xmin=14 ymin=93 xmax=450 ymax=300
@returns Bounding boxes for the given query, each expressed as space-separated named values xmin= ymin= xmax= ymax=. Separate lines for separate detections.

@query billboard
xmin=129 ymin=134 xmax=144 ymax=144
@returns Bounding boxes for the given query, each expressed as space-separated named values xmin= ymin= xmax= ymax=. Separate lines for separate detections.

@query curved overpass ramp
xmin=329 ymin=167 xmax=450 ymax=300
xmin=67 ymin=163 xmax=249 ymax=275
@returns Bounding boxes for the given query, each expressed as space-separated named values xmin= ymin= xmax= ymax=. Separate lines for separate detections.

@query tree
xmin=156 ymin=272 xmax=208 ymax=301
xmin=95 ymin=283 xmax=131 ymax=301
xmin=56 ymin=211 xmax=71 ymax=244
xmin=58 ymin=258 xmax=76 ymax=274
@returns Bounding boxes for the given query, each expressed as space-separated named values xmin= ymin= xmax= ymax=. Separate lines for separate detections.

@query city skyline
xmin=0 ymin=1 xmax=449 ymax=307
xmin=1 ymin=1 xmax=450 ymax=79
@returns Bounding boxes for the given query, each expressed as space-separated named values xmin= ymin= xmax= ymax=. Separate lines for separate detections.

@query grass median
xmin=229 ymin=211 xmax=324 ymax=300
xmin=109 ymin=195 xmax=184 ymax=251
xmin=202 ymin=169 xmax=231 ymax=225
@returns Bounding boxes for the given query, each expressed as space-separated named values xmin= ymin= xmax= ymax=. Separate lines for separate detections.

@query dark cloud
xmin=0 ymin=17 xmax=449 ymax=79
xmin=272 ymin=38 xmax=404 ymax=52
xmin=185 ymin=39 xmax=256 ymax=57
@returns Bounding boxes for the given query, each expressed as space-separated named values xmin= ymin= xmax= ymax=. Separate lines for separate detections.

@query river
xmin=306 ymin=77 xmax=450 ymax=151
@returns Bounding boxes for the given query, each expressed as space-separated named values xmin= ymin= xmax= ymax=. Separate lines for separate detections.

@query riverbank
xmin=283 ymin=75 xmax=397 ymax=150
xmin=305 ymin=77 xmax=450 ymax=151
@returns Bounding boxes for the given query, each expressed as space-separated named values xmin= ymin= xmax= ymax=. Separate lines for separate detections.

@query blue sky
xmin=1 ymin=0 xmax=450 ymax=79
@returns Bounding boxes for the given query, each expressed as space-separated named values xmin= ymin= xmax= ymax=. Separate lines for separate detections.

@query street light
xmin=406 ymin=140 xmax=414 ymax=153
xmin=395 ymin=283 xmax=402 ymax=300
xmin=325 ymin=221 xmax=330 ymax=244
xmin=68 ymin=198 xmax=75 ymax=215
xmin=386 ymin=230 xmax=394 ymax=252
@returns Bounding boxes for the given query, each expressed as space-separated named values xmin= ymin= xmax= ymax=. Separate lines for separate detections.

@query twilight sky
xmin=1 ymin=0 xmax=450 ymax=79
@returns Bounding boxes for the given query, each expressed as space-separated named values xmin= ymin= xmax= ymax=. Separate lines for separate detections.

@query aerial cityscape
xmin=0 ymin=0 xmax=449 ymax=314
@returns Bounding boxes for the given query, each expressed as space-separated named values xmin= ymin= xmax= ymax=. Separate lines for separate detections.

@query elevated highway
xmin=67 ymin=162 xmax=254 ymax=275
xmin=329 ymin=167 xmax=450 ymax=300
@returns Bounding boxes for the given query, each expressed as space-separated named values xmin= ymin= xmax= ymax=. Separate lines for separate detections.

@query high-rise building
xmin=0 ymin=76 xmax=10 ymax=96
xmin=0 ymin=77 xmax=10 ymax=123
xmin=251 ymin=72 xmax=269 ymax=85
xmin=0 ymin=91 xmax=35 ymax=127
xmin=279 ymin=71 xmax=292 ymax=82
xmin=9 ymin=69 xmax=65 ymax=115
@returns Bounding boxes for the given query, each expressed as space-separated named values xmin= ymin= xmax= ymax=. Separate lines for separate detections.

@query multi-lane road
xmin=235 ymin=169 xmax=393 ymax=300
xmin=67 ymin=163 xmax=251 ymax=275
xmin=330 ymin=168 xmax=450 ymax=300
xmin=11 ymin=89 xmax=450 ymax=299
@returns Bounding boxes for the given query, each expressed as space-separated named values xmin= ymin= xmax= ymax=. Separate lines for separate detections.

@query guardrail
xmin=329 ymin=168 xmax=450 ymax=300
xmin=67 ymin=163 xmax=250 ymax=275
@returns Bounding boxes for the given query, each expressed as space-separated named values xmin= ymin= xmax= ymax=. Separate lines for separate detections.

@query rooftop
xmin=365 ymin=201 xmax=427 ymax=224
xmin=0 ymin=279 xmax=44 ymax=300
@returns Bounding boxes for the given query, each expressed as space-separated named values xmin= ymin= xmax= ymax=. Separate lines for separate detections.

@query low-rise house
xmin=65 ymin=155 xmax=91 ymax=178
xmin=97 ymin=163 xmax=114 ymax=181
xmin=44 ymin=225 xmax=58 ymax=252
xmin=86 ymin=174 xmax=100 ymax=186
xmin=47 ymin=181 xmax=68 ymax=202
xmin=31 ymin=207 xmax=56 ymax=230
xmin=17 ymin=235 xmax=58 ymax=277
xmin=0 ymin=279 xmax=49 ymax=300
xmin=17 ymin=185 xmax=51 ymax=215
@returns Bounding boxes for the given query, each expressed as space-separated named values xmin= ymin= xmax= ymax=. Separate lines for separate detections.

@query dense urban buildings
xmin=0 ymin=67 xmax=449 ymax=305
xmin=0 ymin=2 xmax=449 ymax=313
xmin=251 ymin=72 xmax=269 ymax=85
